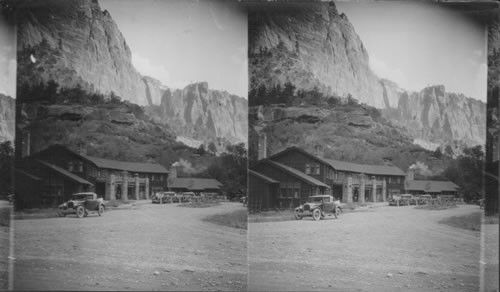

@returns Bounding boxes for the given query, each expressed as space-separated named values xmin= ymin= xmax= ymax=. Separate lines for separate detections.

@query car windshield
xmin=72 ymin=194 xmax=93 ymax=200
xmin=310 ymin=196 xmax=325 ymax=203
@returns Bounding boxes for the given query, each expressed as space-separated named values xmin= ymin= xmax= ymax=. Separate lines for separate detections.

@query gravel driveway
xmin=13 ymin=202 xmax=247 ymax=291
xmin=248 ymin=204 xmax=484 ymax=291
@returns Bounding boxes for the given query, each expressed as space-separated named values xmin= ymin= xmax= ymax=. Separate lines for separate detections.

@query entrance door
xmin=128 ymin=185 xmax=135 ymax=200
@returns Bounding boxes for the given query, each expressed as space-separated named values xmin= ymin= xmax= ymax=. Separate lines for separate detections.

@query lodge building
xmin=16 ymin=144 xmax=169 ymax=207
xmin=250 ymin=146 xmax=407 ymax=210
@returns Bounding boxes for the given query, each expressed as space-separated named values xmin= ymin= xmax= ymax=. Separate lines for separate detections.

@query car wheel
xmin=76 ymin=206 xmax=85 ymax=218
xmin=98 ymin=205 xmax=104 ymax=216
xmin=312 ymin=209 xmax=321 ymax=221
xmin=294 ymin=211 xmax=302 ymax=220
xmin=57 ymin=209 xmax=66 ymax=217
xmin=334 ymin=207 xmax=340 ymax=219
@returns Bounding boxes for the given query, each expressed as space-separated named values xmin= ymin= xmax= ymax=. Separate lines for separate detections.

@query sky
xmin=0 ymin=10 xmax=16 ymax=98
xmin=336 ymin=1 xmax=487 ymax=102
xmin=100 ymin=0 xmax=248 ymax=98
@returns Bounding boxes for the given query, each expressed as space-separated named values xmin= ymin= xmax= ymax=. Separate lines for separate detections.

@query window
xmin=77 ymin=161 xmax=83 ymax=172
xmin=280 ymin=182 xmax=300 ymax=198
xmin=68 ymin=161 xmax=73 ymax=172
xmin=306 ymin=164 xmax=320 ymax=175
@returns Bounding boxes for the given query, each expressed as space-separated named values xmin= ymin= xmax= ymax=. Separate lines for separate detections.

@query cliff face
xmin=249 ymin=1 xmax=486 ymax=148
xmin=382 ymin=85 xmax=486 ymax=147
xmin=249 ymin=2 xmax=385 ymax=108
xmin=0 ymin=94 xmax=15 ymax=142
xmin=16 ymin=0 xmax=248 ymax=146
xmin=16 ymin=0 xmax=153 ymax=105
xmin=147 ymin=82 xmax=248 ymax=146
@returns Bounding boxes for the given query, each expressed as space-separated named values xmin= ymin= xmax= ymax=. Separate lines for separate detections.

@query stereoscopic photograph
xmin=8 ymin=0 xmax=248 ymax=290
xmin=247 ymin=1 xmax=498 ymax=291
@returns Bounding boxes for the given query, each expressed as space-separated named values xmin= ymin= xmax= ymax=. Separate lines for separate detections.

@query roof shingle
xmin=81 ymin=155 xmax=169 ymax=174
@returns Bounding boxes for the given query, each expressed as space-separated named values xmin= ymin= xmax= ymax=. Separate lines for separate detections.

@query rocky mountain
xmin=16 ymin=0 xmax=152 ymax=106
xmin=249 ymin=1 xmax=486 ymax=149
xmin=0 ymin=94 xmax=15 ymax=142
xmin=382 ymin=84 xmax=486 ymax=149
xmin=146 ymin=82 xmax=248 ymax=147
xmin=15 ymin=0 xmax=247 ymax=146
xmin=249 ymin=102 xmax=453 ymax=176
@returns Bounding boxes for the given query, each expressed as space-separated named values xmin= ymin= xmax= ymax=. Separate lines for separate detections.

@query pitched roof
xmin=261 ymin=160 xmax=330 ymax=189
xmin=405 ymin=180 xmax=459 ymax=193
xmin=168 ymin=178 xmax=222 ymax=190
xmin=322 ymin=158 xmax=406 ymax=176
xmin=249 ymin=170 xmax=279 ymax=184
xmin=81 ymin=155 xmax=169 ymax=174
xmin=36 ymin=160 xmax=94 ymax=185
xmin=269 ymin=146 xmax=405 ymax=176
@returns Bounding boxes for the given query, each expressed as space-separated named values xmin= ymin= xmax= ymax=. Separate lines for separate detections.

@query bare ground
xmin=13 ymin=201 xmax=247 ymax=291
xmin=248 ymin=204 xmax=485 ymax=291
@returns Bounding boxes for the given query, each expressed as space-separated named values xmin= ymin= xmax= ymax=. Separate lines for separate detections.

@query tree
xmin=442 ymin=145 xmax=484 ymax=202
xmin=197 ymin=144 xmax=206 ymax=156
xmin=444 ymin=145 xmax=454 ymax=157
xmin=433 ymin=147 xmax=442 ymax=159
xmin=208 ymin=142 xmax=217 ymax=155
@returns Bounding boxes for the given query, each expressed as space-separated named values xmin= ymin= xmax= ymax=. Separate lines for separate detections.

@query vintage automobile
xmin=152 ymin=191 xmax=176 ymax=204
xmin=58 ymin=192 xmax=105 ymax=218
xmin=180 ymin=192 xmax=195 ymax=202
xmin=389 ymin=194 xmax=414 ymax=206
xmin=294 ymin=195 xmax=342 ymax=221
xmin=415 ymin=194 xmax=433 ymax=205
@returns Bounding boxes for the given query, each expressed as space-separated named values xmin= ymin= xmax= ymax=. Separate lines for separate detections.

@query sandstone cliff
xmin=16 ymin=0 xmax=248 ymax=146
xmin=17 ymin=0 xmax=151 ymax=105
xmin=249 ymin=1 xmax=486 ymax=148
xmin=249 ymin=2 xmax=385 ymax=108
xmin=0 ymin=94 xmax=15 ymax=142
xmin=147 ymin=82 xmax=248 ymax=147
xmin=382 ymin=85 xmax=486 ymax=148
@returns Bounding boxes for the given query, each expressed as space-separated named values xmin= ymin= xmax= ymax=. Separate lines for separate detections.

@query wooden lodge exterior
xmin=251 ymin=158 xmax=330 ymax=209
xmin=249 ymin=147 xmax=406 ymax=210
xmin=16 ymin=144 xmax=169 ymax=206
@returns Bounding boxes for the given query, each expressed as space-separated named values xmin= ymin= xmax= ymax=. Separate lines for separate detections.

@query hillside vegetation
xmin=249 ymin=82 xmax=455 ymax=178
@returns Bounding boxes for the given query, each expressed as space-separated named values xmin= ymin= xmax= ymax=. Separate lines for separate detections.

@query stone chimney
xmin=170 ymin=162 xmax=178 ymax=179
xmin=314 ymin=145 xmax=324 ymax=158
xmin=78 ymin=143 xmax=87 ymax=156
xmin=407 ymin=164 xmax=416 ymax=181
xmin=258 ymin=133 xmax=267 ymax=160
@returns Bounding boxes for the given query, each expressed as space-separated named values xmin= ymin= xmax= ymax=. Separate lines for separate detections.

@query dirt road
xmin=13 ymin=202 xmax=247 ymax=291
xmin=248 ymin=204 xmax=484 ymax=291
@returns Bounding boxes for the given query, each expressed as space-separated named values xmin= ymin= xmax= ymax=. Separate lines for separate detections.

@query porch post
xmin=135 ymin=174 xmax=140 ymax=200
xmin=109 ymin=174 xmax=116 ymax=201
xmin=145 ymin=177 xmax=150 ymax=200
xmin=371 ymin=177 xmax=376 ymax=202
xmin=359 ymin=174 xmax=365 ymax=204
xmin=382 ymin=180 xmax=387 ymax=202
xmin=346 ymin=176 xmax=353 ymax=203
xmin=122 ymin=171 xmax=128 ymax=201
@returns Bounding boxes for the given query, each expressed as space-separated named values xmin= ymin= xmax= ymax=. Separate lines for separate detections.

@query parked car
xmin=389 ymin=194 xmax=414 ymax=206
xmin=294 ymin=195 xmax=342 ymax=221
xmin=58 ymin=192 xmax=104 ymax=218
xmin=415 ymin=194 xmax=432 ymax=205
xmin=152 ymin=192 xmax=176 ymax=204
xmin=181 ymin=192 xmax=195 ymax=202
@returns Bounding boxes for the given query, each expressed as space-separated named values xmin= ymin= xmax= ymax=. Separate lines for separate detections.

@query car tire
xmin=57 ymin=209 xmax=66 ymax=217
xmin=76 ymin=206 xmax=85 ymax=218
xmin=294 ymin=211 xmax=302 ymax=220
xmin=98 ymin=205 xmax=104 ymax=216
xmin=312 ymin=209 xmax=321 ymax=221
xmin=334 ymin=207 xmax=340 ymax=219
